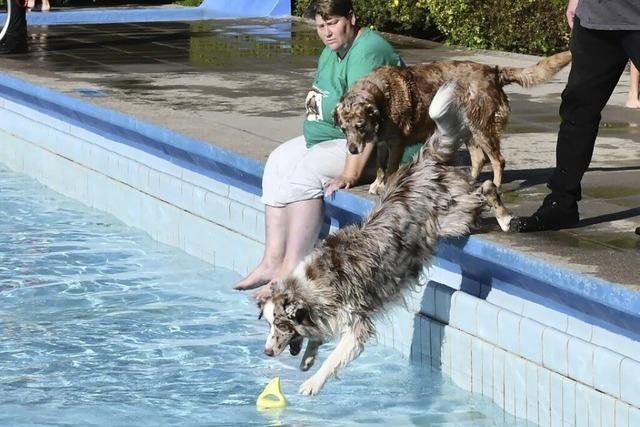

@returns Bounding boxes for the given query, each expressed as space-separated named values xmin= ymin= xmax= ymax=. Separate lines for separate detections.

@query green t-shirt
xmin=303 ymin=28 xmax=403 ymax=148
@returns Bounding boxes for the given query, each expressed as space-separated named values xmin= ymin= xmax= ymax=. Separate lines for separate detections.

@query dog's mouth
xmin=289 ymin=334 xmax=303 ymax=356
xmin=348 ymin=143 xmax=363 ymax=155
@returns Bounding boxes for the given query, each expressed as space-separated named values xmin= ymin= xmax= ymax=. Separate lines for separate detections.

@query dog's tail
xmin=498 ymin=50 xmax=571 ymax=88
xmin=422 ymin=82 xmax=471 ymax=163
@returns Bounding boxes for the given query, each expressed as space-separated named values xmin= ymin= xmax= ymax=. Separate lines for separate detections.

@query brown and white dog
xmin=333 ymin=51 xmax=572 ymax=194
xmin=258 ymin=84 xmax=512 ymax=396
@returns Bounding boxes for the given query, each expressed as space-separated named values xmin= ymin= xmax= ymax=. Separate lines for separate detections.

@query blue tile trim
xmin=437 ymin=238 xmax=640 ymax=339
xmin=1 ymin=0 xmax=291 ymax=25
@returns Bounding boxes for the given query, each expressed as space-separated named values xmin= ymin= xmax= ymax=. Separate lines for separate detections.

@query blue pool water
xmin=0 ymin=166 xmax=525 ymax=426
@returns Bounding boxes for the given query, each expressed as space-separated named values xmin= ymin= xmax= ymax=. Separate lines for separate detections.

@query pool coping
xmin=1 ymin=72 xmax=638 ymax=340
xmin=1 ymin=0 xmax=291 ymax=25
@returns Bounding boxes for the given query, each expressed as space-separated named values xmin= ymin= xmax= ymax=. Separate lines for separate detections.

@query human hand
xmin=323 ymin=175 xmax=357 ymax=197
xmin=566 ymin=0 xmax=580 ymax=29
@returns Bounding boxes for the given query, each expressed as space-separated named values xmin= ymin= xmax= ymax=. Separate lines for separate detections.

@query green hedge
xmin=292 ymin=0 xmax=570 ymax=55
xmin=293 ymin=0 xmax=439 ymax=39
xmin=423 ymin=0 xmax=570 ymax=55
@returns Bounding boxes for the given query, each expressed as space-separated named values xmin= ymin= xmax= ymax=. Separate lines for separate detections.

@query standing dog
xmin=258 ymin=84 xmax=512 ymax=396
xmin=334 ymin=51 xmax=572 ymax=194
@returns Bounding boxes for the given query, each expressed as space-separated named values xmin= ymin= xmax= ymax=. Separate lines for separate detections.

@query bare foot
xmin=233 ymin=263 xmax=277 ymax=290
xmin=625 ymin=99 xmax=640 ymax=109
xmin=27 ymin=0 xmax=34 ymax=9
xmin=252 ymin=283 xmax=272 ymax=301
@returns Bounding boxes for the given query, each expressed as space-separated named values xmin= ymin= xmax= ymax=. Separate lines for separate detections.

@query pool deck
xmin=1 ymin=17 xmax=639 ymax=291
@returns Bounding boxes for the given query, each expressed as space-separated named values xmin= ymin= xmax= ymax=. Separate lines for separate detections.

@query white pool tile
xmin=513 ymin=356 xmax=527 ymax=421
xmin=497 ymin=309 xmax=521 ymax=354
xmin=471 ymin=337 xmax=483 ymax=394
xmin=543 ymin=327 xmax=569 ymax=376
xmin=523 ymin=300 xmax=569 ymax=333
xmin=503 ymin=352 xmax=516 ymax=416
xmin=493 ymin=347 xmax=506 ymax=408
xmin=600 ymin=394 xmax=615 ymax=427
xmin=520 ymin=317 xmax=544 ymax=364
xmin=526 ymin=361 xmax=539 ymax=425
xmin=593 ymin=347 xmax=623 ymax=399
xmin=449 ymin=291 xmax=478 ymax=335
xmin=549 ymin=371 xmax=564 ymax=427
xmin=538 ymin=366 xmax=551 ymax=427
xmin=575 ymin=383 xmax=589 ymax=427
xmin=482 ymin=341 xmax=494 ymax=399
xmin=563 ymin=377 xmax=576 ymax=427
xmin=587 ymin=387 xmax=601 ymax=427
xmin=614 ymin=399 xmax=630 ymax=427
xmin=477 ymin=302 xmax=500 ymax=346
xmin=568 ymin=337 xmax=594 ymax=387
xmin=567 ymin=316 xmax=593 ymax=342
xmin=620 ymin=358 xmax=640 ymax=408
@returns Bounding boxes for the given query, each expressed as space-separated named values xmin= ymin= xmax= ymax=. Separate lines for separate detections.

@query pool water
xmin=0 ymin=166 xmax=525 ymax=426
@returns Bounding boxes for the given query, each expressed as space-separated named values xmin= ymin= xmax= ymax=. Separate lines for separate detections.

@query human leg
xmin=625 ymin=63 xmax=639 ymax=108
xmin=234 ymin=205 xmax=287 ymax=290
xmin=252 ymin=139 xmax=348 ymax=300
xmin=41 ymin=0 xmax=50 ymax=11
xmin=234 ymin=136 xmax=308 ymax=290
xmin=516 ymin=20 xmax=630 ymax=232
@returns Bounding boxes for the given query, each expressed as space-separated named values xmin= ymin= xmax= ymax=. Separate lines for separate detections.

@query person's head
xmin=305 ymin=0 xmax=360 ymax=56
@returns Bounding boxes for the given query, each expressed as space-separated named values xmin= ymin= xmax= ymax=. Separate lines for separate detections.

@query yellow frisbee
xmin=256 ymin=377 xmax=287 ymax=409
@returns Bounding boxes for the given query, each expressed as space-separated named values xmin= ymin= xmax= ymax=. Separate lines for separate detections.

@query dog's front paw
xmin=299 ymin=374 xmax=326 ymax=396
xmin=368 ymin=179 xmax=385 ymax=195
xmin=300 ymin=354 xmax=316 ymax=371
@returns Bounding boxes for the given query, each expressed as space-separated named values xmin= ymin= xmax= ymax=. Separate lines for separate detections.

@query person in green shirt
xmin=233 ymin=0 xmax=404 ymax=299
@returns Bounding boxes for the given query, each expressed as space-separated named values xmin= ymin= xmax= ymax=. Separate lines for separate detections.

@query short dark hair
xmin=304 ymin=0 xmax=354 ymax=20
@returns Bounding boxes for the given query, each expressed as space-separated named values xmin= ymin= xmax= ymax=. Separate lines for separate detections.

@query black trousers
xmin=0 ymin=0 xmax=27 ymax=50
xmin=547 ymin=18 xmax=640 ymax=206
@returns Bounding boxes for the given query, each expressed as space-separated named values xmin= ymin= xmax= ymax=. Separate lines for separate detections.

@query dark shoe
xmin=514 ymin=200 xmax=579 ymax=232
xmin=635 ymin=227 xmax=640 ymax=236
xmin=0 ymin=41 xmax=28 ymax=54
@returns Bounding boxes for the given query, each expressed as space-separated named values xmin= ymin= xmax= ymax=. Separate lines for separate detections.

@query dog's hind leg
xmin=472 ymin=131 xmax=504 ymax=187
xmin=299 ymin=318 xmax=374 ymax=396
xmin=467 ymin=142 xmax=487 ymax=180
xmin=300 ymin=339 xmax=322 ymax=372
xmin=478 ymin=180 xmax=512 ymax=231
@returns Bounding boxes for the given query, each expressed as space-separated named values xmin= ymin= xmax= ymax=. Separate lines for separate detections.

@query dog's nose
xmin=348 ymin=144 xmax=360 ymax=154
xmin=264 ymin=348 xmax=274 ymax=357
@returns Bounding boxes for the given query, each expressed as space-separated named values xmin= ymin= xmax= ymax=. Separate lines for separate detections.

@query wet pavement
xmin=1 ymin=18 xmax=639 ymax=288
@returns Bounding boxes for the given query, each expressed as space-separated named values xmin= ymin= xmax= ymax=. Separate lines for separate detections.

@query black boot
xmin=514 ymin=197 xmax=579 ymax=232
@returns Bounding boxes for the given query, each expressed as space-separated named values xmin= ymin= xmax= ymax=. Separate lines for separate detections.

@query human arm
xmin=324 ymin=142 xmax=375 ymax=196
xmin=566 ymin=0 xmax=580 ymax=29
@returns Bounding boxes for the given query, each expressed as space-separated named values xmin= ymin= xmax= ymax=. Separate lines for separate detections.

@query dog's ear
xmin=284 ymin=301 xmax=314 ymax=326
xmin=333 ymin=104 xmax=342 ymax=127
xmin=294 ymin=306 xmax=314 ymax=327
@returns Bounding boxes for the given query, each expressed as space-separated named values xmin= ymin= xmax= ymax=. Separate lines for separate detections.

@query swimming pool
xmin=0 ymin=166 xmax=528 ymax=426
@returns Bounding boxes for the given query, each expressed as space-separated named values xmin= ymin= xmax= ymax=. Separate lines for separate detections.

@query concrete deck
xmin=1 ymin=17 xmax=638 ymax=289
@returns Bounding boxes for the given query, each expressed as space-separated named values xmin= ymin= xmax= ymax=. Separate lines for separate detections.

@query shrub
xmin=423 ymin=0 xmax=570 ymax=55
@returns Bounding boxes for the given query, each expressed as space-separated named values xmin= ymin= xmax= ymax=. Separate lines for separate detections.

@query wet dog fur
xmin=258 ymin=84 xmax=513 ymax=396
xmin=333 ymin=51 xmax=572 ymax=194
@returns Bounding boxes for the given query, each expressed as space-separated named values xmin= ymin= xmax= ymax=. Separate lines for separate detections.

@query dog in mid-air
xmin=333 ymin=51 xmax=572 ymax=194
xmin=258 ymin=83 xmax=513 ymax=396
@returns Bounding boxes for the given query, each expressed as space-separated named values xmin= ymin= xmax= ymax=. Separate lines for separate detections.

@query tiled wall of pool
xmin=1 ymin=93 xmax=639 ymax=426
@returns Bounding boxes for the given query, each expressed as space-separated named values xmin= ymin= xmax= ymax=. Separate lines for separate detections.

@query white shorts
xmin=261 ymin=135 xmax=347 ymax=207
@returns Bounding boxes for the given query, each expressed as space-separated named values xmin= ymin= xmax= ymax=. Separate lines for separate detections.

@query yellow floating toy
xmin=256 ymin=377 xmax=287 ymax=409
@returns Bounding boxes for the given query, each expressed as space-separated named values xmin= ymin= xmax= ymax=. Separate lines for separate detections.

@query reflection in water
xmin=25 ymin=19 xmax=323 ymax=72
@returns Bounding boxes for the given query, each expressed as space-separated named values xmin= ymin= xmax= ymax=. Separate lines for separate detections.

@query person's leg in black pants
xmin=0 ymin=0 xmax=28 ymax=54
xmin=516 ymin=20 xmax=640 ymax=232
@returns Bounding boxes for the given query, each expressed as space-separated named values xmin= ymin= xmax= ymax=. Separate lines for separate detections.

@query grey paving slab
xmin=1 ymin=17 xmax=638 ymax=288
